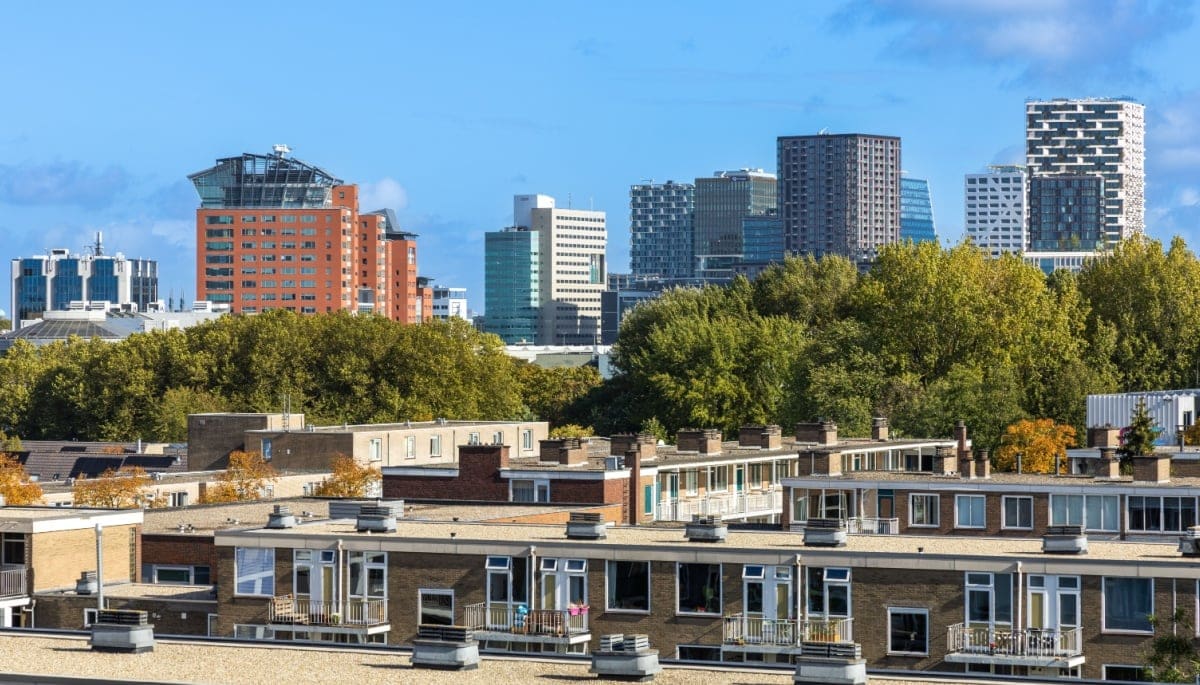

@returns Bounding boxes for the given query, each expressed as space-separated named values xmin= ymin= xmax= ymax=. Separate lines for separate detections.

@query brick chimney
xmin=540 ymin=438 xmax=587 ymax=466
xmin=871 ymin=417 xmax=889 ymax=442
xmin=1132 ymin=451 xmax=1170 ymax=483
xmin=975 ymin=449 xmax=991 ymax=479
xmin=795 ymin=420 xmax=838 ymax=446
xmin=459 ymin=444 xmax=510 ymax=480
xmin=936 ymin=445 xmax=957 ymax=475
xmin=798 ymin=449 xmax=842 ymax=477
xmin=1097 ymin=446 xmax=1121 ymax=479
xmin=611 ymin=433 xmax=657 ymax=460
xmin=1088 ymin=424 xmax=1121 ymax=449
xmin=738 ymin=425 xmax=782 ymax=449
xmin=959 ymin=451 xmax=976 ymax=479
xmin=677 ymin=429 xmax=722 ymax=454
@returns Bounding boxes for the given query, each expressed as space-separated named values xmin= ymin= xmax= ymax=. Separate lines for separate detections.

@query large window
xmin=965 ymin=572 xmax=1012 ymax=626
xmin=234 ymin=547 xmax=274 ymax=596
xmin=808 ymin=567 xmax=850 ymax=617
xmin=684 ymin=471 xmax=698 ymax=496
xmin=1050 ymin=494 xmax=1119 ymax=531
xmin=1 ymin=533 xmax=25 ymax=565
xmin=606 ymin=561 xmax=650 ymax=612
xmin=888 ymin=608 xmax=929 ymax=655
xmin=677 ymin=563 xmax=721 ymax=614
xmin=419 ymin=589 xmax=454 ymax=626
xmin=1103 ymin=577 xmax=1153 ymax=633
xmin=485 ymin=556 xmax=528 ymax=606
xmin=910 ymin=494 xmax=939 ymax=527
xmin=148 ymin=564 xmax=210 ymax=585
xmin=791 ymin=491 xmax=809 ymax=524
xmin=956 ymin=495 xmax=986 ymax=529
xmin=709 ymin=467 xmax=728 ymax=493
xmin=1002 ymin=496 xmax=1033 ymax=530
xmin=348 ymin=552 xmax=386 ymax=599
xmin=511 ymin=479 xmax=550 ymax=503
xmin=1129 ymin=496 xmax=1197 ymax=533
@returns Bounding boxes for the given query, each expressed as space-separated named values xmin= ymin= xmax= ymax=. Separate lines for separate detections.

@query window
xmin=2 ymin=533 xmax=25 ymax=565
xmin=684 ymin=470 xmax=698 ymax=496
xmin=910 ymin=494 xmax=939 ymax=527
xmin=261 ymin=439 xmax=272 ymax=461
xmin=348 ymin=552 xmax=386 ymax=599
xmin=1051 ymin=494 xmax=1118 ymax=531
xmin=419 ymin=589 xmax=454 ymax=626
xmin=84 ymin=608 xmax=98 ymax=627
xmin=808 ymin=567 xmax=850 ymax=617
xmin=966 ymin=572 xmax=1012 ymax=626
xmin=485 ymin=556 xmax=528 ymax=605
xmin=1103 ymin=665 xmax=1146 ymax=681
xmin=888 ymin=608 xmax=929 ymax=655
xmin=1002 ymin=496 xmax=1033 ymax=529
xmin=607 ymin=561 xmax=650 ymax=612
xmin=677 ymin=645 xmax=721 ymax=662
xmin=492 ymin=431 xmax=504 ymax=445
xmin=368 ymin=438 xmax=382 ymax=462
xmin=791 ymin=491 xmax=809 ymax=523
xmin=468 ymin=432 xmax=480 ymax=445
xmin=956 ymin=495 xmax=986 ymax=528
xmin=154 ymin=566 xmax=194 ymax=584
xmin=522 ymin=429 xmax=533 ymax=451
xmin=430 ymin=435 xmax=442 ymax=458
xmin=709 ymin=467 xmax=728 ymax=492
xmin=511 ymin=478 xmax=550 ymax=503
xmin=234 ymin=548 xmax=274 ymax=596
xmin=405 ymin=436 xmax=416 ymax=459
xmin=1104 ymin=578 xmax=1153 ymax=632
xmin=1129 ymin=496 xmax=1197 ymax=533
xmin=677 ymin=563 xmax=721 ymax=614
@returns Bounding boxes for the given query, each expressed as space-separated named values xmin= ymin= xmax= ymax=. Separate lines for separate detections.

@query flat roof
xmin=37 ymin=582 xmax=215 ymax=602
xmin=0 ymin=633 xmax=997 ymax=685
xmin=0 ymin=507 xmax=142 ymax=533
xmin=247 ymin=419 xmax=542 ymax=435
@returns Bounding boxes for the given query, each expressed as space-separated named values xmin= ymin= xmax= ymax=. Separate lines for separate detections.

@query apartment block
xmin=432 ymin=286 xmax=469 ymax=320
xmin=965 ymin=165 xmax=1028 ymax=258
xmin=1025 ymin=98 xmax=1145 ymax=249
xmin=778 ymin=133 xmax=901 ymax=263
xmin=629 ymin=181 xmax=695 ymax=281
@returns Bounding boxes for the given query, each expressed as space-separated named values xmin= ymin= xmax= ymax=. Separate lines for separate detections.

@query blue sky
xmin=2 ymin=0 xmax=1199 ymax=317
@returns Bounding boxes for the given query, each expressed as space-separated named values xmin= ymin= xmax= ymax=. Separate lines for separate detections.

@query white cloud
xmin=359 ymin=177 xmax=409 ymax=212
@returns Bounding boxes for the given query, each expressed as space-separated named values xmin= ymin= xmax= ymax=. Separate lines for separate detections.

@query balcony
xmin=723 ymin=615 xmax=854 ymax=648
xmin=463 ymin=602 xmax=590 ymax=642
xmin=657 ymin=489 xmax=783 ymax=522
xmin=0 ymin=567 xmax=27 ymax=599
xmin=846 ymin=517 xmax=899 ymax=535
xmin=268 ymin=595 xmax=388 ymax=628
xmin=945 ymin=623 xmax=1084 ymax=668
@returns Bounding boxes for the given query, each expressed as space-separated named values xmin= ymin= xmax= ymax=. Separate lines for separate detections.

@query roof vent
xmin=266 ymin=505 xmax=297 ymax=529
xmin=566 ymin=512 xmax=607 ymax=540
xmin=1180 ymin=526 xmax=1200 ymax=557
xmin=76 ymin=570 xmax=98 ymax=595
xmin=803 ymin=518 xmax=848 ymax=547
xmin=356 ymin=505 xmax=397 ymax=533
xmin=1043 ymin=525 xmax=1087 ymax=555
xmin=684 ymin=515 xmax=727 ymax=543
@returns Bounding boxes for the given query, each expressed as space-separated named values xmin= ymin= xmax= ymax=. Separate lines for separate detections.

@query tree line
xmin=562 ymin=236 xmax=1200 ymax=451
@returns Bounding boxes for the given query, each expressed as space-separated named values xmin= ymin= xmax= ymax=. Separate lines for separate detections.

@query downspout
xmin=95 ymin=523 xmax=104 ymax=612
xmin=1015 ymin=561 xmax=1022 ymax=634
xmin=529 ymin=546 xmax=537 ymax=612
xmin=337 ymin=539 xmax=345 ymax=619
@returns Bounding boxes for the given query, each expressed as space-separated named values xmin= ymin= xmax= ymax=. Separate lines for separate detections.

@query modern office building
xmin=629 ymin=181 xmax=695 ymax=281
xmin=484 ymin=227 xmax=540 ymax=344
xmin=964 ymin=165 xmax=1028 ymax=258
xmin=9 ymin=234 xmax=158 ymax=329
xmin=1026 ymin=176 xmax=1106 ymax=252
xmin=432 ymin=286 xmax=469 ymax=321
xmin=778 ymin=133 xmax=902 ymax=263
xmin=531 ymin=199 xmax=607 ymax=345
xmin=1025 ymin=98 xmax=1145 ymax=249
xmin=692 ymin=170 xmax=776 ymax=280
xmin=189 ymin=146 xmax=415 ymax=318
xmin=899 ymin=177 xmax=936 ymax=244
xmin=738 ymin=214 xmax=785 ymax=279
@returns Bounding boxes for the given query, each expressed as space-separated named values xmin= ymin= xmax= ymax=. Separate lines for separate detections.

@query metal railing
xmin=268 ymin=596 xmax=387 ymax=626
xmin=657 ymin=489 xmax=783 ymax=522
xmin=0 ymin=567 xmax=26 ymax=598
xmin=846 ymin=517 xmax=900 ymax=535
xmin=723 ymin=614 xmax=853 ymax=646
xmin=946 ymin=623 xmax=1082 ymax=658
xmin=463 ymin=602 xmax=589 ymax=636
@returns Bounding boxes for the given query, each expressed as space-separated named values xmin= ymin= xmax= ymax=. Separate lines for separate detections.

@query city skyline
xmin=2 ymin=2 xmax=1199 ymax=316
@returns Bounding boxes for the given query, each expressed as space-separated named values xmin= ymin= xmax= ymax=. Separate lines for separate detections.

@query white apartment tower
xmin=522 ymin=196 xmax=607 ymax=345
xmin=964 ymin=165 xmax=1028 ymax=258
xmin=1025 ymin=98 xmax=1145 ymax=249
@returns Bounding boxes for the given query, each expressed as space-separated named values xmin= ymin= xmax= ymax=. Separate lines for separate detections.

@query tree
xmin=516 ymin=363 xmax=603 ymax=426
xmin=200 ymin=451 xmax=278 ymax=503
xmin=0 ymin=453 xmax=43 ymax=505
xmin=314 ymin=455 xmax=380 ymax=498
xmin=549 ymin=424 xmax=593 ymax=439
xmin=994 ymin=419 xmax=1077 ymax=474
xmin=1120 ymin=398 xmax=1160 ymax=459
xmin=1144 ymin=608 xmax=1199 ymax=682
xmin=72 ymin=467 xmax=151 ymax=508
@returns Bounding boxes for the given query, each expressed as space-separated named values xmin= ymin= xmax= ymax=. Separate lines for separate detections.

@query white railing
xmin=723 ymin=614 xmax=853 ymax=646
xmin=657 ymin=489 xmax=783 ymax=522
xmin=268 ymin=596 xmax=387 ymax=626
xmin=946 ymin=623 xmax=1082 ymax=658
xmin=846 ymin=517 xmax=900 ymax=535
xmin=463 ymin=602 xmax=589 ymax=636
xmin=0 ymin=567 xmax=26 ymax=598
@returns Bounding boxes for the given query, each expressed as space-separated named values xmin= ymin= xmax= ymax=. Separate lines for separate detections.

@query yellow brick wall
xmin=30 ymin=524 xmax=136 ymax=591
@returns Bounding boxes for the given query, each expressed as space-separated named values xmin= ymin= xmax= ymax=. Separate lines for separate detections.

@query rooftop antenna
xmin=93 ymin=232 xmax=104 ymax=256
xmin=281 ymin=392 xmax=291 ymax=432
xmin=272 ymin=144 xmax=291 ymax=157
xmin=818 ymin=127 xmax=829 ymax=135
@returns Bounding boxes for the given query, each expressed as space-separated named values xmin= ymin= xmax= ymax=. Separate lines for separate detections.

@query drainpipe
xmin=528 ymin=546 xmax=537 ymax=612
xmin=797 ymin=553 xmax=807 ymax=633
xmin=1015 ymin=561 xmax=1022 ymax=635
xmin=95 ymin=523 xmax=104 ymax=612
xmin=337 ymin=539 xmax=345 ymax=618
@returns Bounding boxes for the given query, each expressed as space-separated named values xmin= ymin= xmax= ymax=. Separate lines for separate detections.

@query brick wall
xmin=29 ymin=524 xmax=138 ymax=592
xmin=35 ymin=592 xmax=214 ymax=635
xmin=854 ymin=567 xmax=961 ymax=670
xmin=142 ymin=535 xmax=218 ymax=584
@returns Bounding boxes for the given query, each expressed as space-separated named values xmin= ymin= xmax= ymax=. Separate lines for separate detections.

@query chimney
xmin=871 ymin=417 xmax=889 ymax=442
xmin=959 ymin=451 xmax=976 ymax=480
xmin=1087 ymin=424 xmax=1121 ymax=449
xmin=936 ymin=445 xmax=957 ymax=475
xmin=975 ymin=449 xmax=991 ymax=479
xmin=540 ymin=438 xmax=587 ymax=466
xmin=1098 ymin=446 xmax=1121 ymax=479
xmin=795 ymin=421 xmax=838 ymax=446
xmin=676 ymin=429 xmax=722 ymax=455
xmin=611 ymin=433 xmax=656 ymax=460
xmin=738 ymin=425 xmax=782 ymax=450
xmin=266 ymin=505 xmax=297 ymax=529
xmin=460 ymin=443 xmax=510 ymax=471
xmin=1132 ymin=451 xmax=1170 ymax=484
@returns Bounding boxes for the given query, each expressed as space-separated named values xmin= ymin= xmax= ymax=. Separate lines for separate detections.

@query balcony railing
xmin=946 ymin=623 xmax=1082 ymax=659
xmin=846 ymin=517 xmax=900 ymax=535
xmin=0 ymin=567 xmax=26 ymax=598
xmin=268 ymin=596 xmax=387 ymax=627
xmin=723 ymin=614 xmax=854 ymax=646
xmin=657 ymin=488 xmax=783 ymax=522
xmin=463 ymin=602 xmax=589 ymax=637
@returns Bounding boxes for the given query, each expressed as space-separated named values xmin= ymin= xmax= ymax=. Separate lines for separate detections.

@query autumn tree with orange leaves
xmin=0 ymin=453 xmax=43 ymax=505
xmin=72 ymin=467 xmax=152 ymax=508
xmin=994 ymin=419 xmax=1077 ymax=474
xmin=200 ymin=451 xmax=278 ymax=504
xmin=314 ymin=454 xmax=380 ymax=498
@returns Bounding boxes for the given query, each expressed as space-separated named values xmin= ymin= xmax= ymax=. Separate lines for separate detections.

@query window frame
xmin=605 ymin=560 xmax=651 ymax=614
xmin=955 ymin=494 xmax=986 ymax=529
xmin=676 ymin=562 xmax=722 ymax=616
xmin=887 ymin=607 xmax=930 ymax=656
xmin=1001 ymin=496 xmax=1033 ymax=530
xmin=234 ymin=547 xmax=275 ymax=597
xmin=909 ymin=493 xmax=940 ymax=528
xmin=418 ymin=588 xmax=454 ymax=627
xmin=1102 ymin=577 xmax=1154 ymax=634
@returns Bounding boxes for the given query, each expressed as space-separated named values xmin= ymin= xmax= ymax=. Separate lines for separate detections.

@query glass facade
xmin=629 ymin=181 xmax=694 ymax=281
xmin=188 ymin=150 xmax=342 ymax=209
xmin=1027 ymin=176 xmax=1105 ymax=251
xmin=10 ymin=252 xmax=159 ymax=328
xmin=50 ymin=258 xmax=83 ymax=311
xmin=88 ymin=258 xmax=119 ymax=304
xmin=742 ymin=215 xmax=785 ymax=264
xmin=15 ymin=258 xmax=48 ymax=323
xmin=694 ymin=170 xmax=776 ymax=262
xmin=900 ymin=178 xmax=936 ymax=244
xmin=484 ymin=228 xmax=540 ymax=344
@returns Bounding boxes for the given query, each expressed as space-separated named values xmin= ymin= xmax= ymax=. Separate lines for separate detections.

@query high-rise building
xmin=189 ymin=146 xmax=414 ymax=318
xmin=9 ymin=234 xmax=158 ymax=329
xmin=1025 ymin=98 xmax=1145 ymax=249
xmin=964 ymin=165 xmax=1028 ymax=258
xmin=1027 ymin=175 xmax=1106 ymax=252
xmin=899 ymin=177 xmax=936 ymax=244
xmin=693 ymin=169 xmax=776 ymax=280
xmin=484 ymin=227 xmax=540 ymax=344
xmin=777 ymin=133 xmax=902 ymax=263
xmin=531 ymin=200 xmax=607 ymax=345
xmin=432 ymin=286 xmax=469 ymax=321
xmin=738 ymin=214 xmax=785 ymax=279
xmin=629 ymin=181 xmax=694 ymax=281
